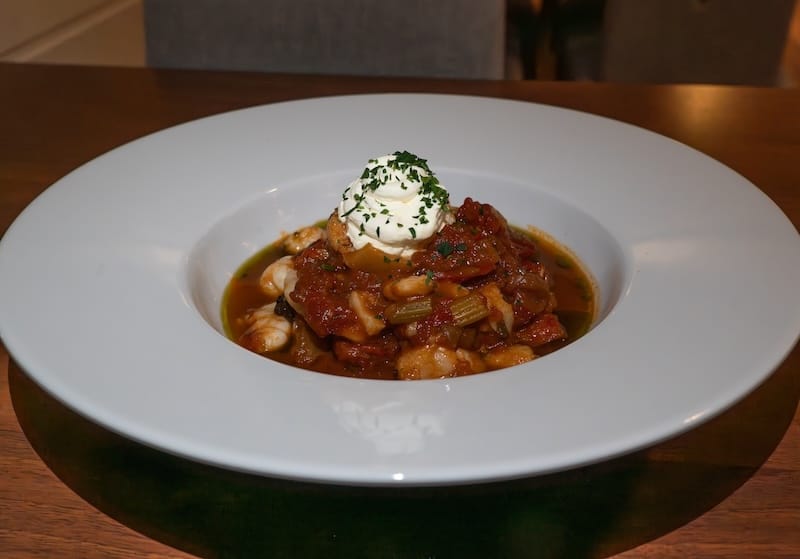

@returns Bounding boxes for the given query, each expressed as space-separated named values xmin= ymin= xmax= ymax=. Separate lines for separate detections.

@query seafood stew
xmin=223 ymin=152 xmax=595 ymax=380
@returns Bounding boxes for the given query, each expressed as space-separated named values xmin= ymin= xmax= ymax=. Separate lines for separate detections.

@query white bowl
xmin=1 ymin=94 xmax=799 ymax=486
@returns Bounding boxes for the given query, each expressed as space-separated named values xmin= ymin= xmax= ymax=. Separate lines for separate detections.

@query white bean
xmin=382 ymin=275 xmax=435 ymax=301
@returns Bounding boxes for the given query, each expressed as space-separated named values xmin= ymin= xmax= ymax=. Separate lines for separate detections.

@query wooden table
xmin=1 ymin=63 xmax=798 ymax=558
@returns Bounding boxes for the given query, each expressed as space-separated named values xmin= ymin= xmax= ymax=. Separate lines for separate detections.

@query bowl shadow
xmin=9 ymin=353 xmax=799 ymax=559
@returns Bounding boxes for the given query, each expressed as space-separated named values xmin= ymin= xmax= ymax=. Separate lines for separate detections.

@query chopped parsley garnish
xmin=436 ymin=240 xmax=468 ymax=257
xmin=436 ymin=241 xmax=454 ymax=257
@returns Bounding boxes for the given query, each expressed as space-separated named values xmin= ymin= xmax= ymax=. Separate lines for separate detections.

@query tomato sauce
xmin=223 ymin=199 xmax=595 ymax=380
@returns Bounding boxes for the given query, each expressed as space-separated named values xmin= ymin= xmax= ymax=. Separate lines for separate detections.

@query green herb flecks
xmin=436 ymin=241 xmax=454 ymax=257
xmin=436 ymin=240 xmax=467 ymax=257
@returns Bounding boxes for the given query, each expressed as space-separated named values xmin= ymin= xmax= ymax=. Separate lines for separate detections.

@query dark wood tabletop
xmin=1 ymin=62 xmax=798 ymax=558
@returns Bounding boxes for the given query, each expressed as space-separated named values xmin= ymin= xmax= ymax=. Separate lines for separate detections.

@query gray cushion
xmin=144 ymin=0 xmax=506 ymax=79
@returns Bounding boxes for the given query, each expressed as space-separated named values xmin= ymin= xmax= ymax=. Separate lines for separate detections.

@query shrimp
xmin=283 ymin=226 xmax=326 ymax=255
xmin=484 ymin=345 xmax=535 ymax=370
xmin=396 ymin=345 xmax=484 ymax=380
xmin=259 ymin=255 xmax=296 ymax=298
xmin=239 ymin=302 xmax=292 ymax=353
xmin=478 ymin=283 xmax=514 ymax=337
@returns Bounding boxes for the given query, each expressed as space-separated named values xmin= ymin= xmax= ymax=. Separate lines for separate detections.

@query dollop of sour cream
xmin=338 ymin=151 xmax=452 ymax=256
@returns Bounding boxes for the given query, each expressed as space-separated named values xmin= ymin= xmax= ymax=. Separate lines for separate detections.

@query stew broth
xmin=223 ymin=222 xmax=595 ymax=379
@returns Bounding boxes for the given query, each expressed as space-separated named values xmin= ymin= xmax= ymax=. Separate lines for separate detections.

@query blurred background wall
xmin=0 ymin=0 xmax=145 ymax=67
xmin=1 ymin=0 xmax=799 ymax=86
